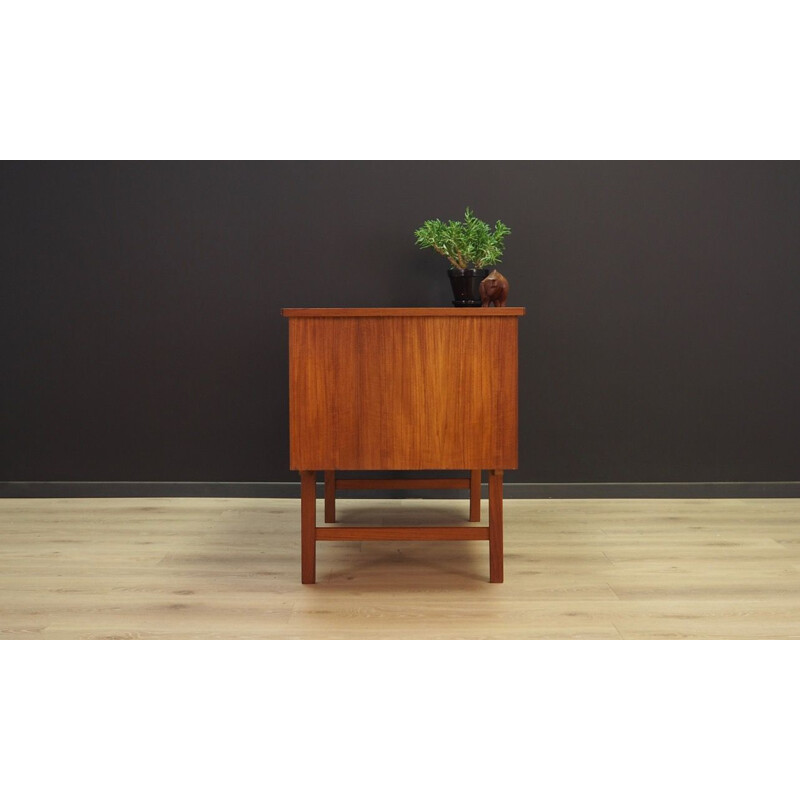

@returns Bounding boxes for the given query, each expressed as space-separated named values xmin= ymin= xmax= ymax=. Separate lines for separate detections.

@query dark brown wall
xmin=2 ymin=161 xmax=799 ymax=484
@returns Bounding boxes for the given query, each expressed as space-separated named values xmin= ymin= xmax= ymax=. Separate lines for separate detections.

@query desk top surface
xmin=282 ymin=307 xmax=525 ymax=317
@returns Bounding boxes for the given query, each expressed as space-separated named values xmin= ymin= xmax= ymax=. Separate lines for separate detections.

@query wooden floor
xmin=1 ymin=496 xmax=799 ymax=639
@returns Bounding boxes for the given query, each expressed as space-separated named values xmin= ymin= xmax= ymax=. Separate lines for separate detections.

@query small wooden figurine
xmin=480 ymin=269 xmax=509 ymax=307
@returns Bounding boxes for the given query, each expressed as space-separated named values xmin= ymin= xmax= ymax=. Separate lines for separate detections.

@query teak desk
xmin=282 ymin=307 xmax=525 ymax=583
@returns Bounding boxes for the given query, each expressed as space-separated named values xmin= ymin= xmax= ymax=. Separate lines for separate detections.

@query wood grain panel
xmin=288 ymin=314 xmax=520 ymax=470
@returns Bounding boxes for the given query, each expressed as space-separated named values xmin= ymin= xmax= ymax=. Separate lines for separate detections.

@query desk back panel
xmin=287 ymin=311 xmax=521 ymax=470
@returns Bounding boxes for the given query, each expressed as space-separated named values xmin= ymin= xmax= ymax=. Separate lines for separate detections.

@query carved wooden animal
xmin=480 ymin=269 xmax=509 ymax=307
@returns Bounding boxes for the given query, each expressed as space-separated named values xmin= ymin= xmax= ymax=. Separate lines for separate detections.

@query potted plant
xmin=414 ymin=207 xmax=511 ymax=306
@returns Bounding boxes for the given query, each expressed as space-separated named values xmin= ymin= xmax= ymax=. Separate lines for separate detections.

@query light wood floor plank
xmin=1 ymin=497 xmax=799 ymax=639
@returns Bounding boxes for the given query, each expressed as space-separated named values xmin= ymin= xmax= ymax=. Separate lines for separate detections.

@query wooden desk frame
xmin=299 ymin=469 xmax=504 ymax=583
xmin=283 ymin=307 xmax=524 ymax=584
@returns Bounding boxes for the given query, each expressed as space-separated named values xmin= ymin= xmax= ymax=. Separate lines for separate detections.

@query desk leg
xmin=469 ymin=470 xmax=481 ymax=522
xmin=489 ymin=469 xmax=503 ymax=583
xmin=324 ymin=470 xmax=336 ymax=523
xmin=301 ymin=470 xmax=317 ymax=584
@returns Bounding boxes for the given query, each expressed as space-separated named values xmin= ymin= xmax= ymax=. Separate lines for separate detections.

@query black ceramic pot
xmin=448 ymin=267 xmax=488 ymax=307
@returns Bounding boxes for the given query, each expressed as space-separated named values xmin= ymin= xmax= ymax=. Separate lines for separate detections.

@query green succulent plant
xmin=414 ymin=207 xmax=511 ymax=271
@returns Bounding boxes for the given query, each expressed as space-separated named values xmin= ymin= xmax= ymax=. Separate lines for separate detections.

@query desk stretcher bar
xmin=316 ymin=526 xmax=489 ymax=541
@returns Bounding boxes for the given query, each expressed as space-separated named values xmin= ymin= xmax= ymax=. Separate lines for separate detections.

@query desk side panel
xmin=289 ymin=316 xmax=518 ymax=470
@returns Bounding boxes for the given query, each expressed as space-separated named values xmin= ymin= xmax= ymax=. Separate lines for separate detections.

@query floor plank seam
xmin=605 ymin=582 xmax=622 ymax=601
